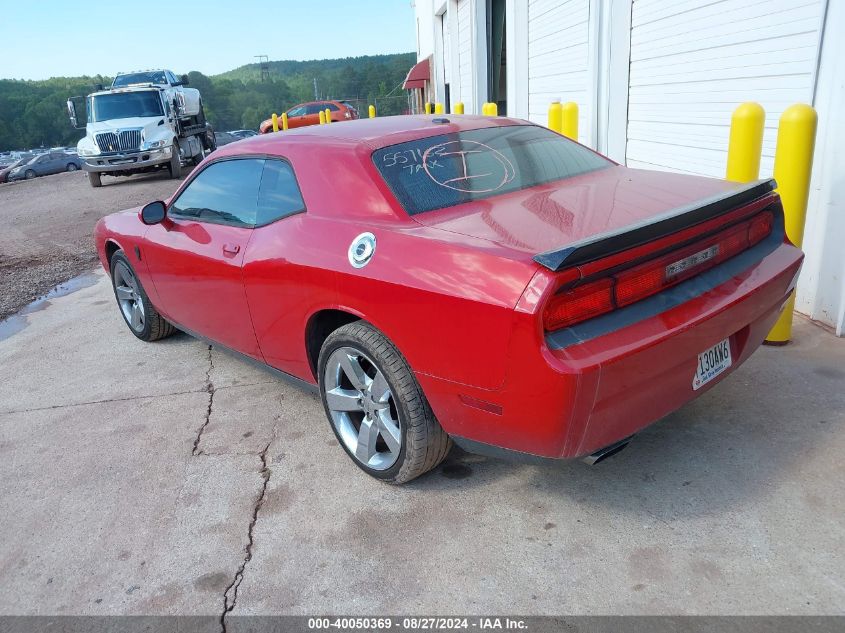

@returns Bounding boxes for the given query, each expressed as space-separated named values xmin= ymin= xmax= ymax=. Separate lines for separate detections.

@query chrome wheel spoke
xmin=130 ymin=303 xmax=143 ymax=330
xmin=370 ymin=370 xmax=390 ymax=404
xmin=115 ymin=286 xmax=134 ymax=301
xmin=325 ymin=387 xmax=363 ymax=412
xmin=375 ymin=409 xmax=401 ymax=454
xmin=339 ymin=352 xmax=370 ymax=391
xmin=355 ymin=415 xmax=380 ymax=463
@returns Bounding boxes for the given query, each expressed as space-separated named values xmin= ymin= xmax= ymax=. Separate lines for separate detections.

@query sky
xmin=1 ymin=0 xmax=417 ymax=80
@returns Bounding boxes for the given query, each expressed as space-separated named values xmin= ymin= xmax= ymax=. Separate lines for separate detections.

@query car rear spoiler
xmin=533 ymin=179 xmax=777 ymax=272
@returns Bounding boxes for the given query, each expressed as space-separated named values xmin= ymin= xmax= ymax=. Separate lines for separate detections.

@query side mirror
xmin=67 ymin=97 xmax=85 ymax=130
xmin=180 ymin=74 xmax=189 ymax=86
xmin=141 ymin=201 xmax=167 ymax=225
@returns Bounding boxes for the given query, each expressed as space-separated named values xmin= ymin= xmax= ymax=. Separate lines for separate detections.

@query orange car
xmin=259 ymin=100 xmax=359 ymax=133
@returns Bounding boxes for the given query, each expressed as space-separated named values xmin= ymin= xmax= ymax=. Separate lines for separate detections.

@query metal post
xmin=319 ymin=110 xmax=326 ymax=125
xmin=726 ymin=103 xmax=765 ymax=183
xmin=281 ymin=112 xmax=288 ymax=131
xmin=548 ymin=99 xmax=562 ymax=133
xmin=454 ymin=102 xmax=465 ymax=115
xmin=434 ymin=103 xmax=444 ymax=114
xmin=425 ymin=102 xmax=432 ymax=115
xmin=487 ymin=102 xmax=498 ymax=116
xmin=561 ymin=102 xmax=578 ymax=141
xmin=368 ymin=104 xmax=376 ymax=118
xmin=324 ymin=108 xmax=332 ymax=123
xmin=766 ymin=104 xmax=818 ymax=345
xmin=271 ymin=113 xmax=279 ymax=133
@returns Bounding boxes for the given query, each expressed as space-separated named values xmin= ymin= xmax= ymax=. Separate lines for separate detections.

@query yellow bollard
xmin=726 ymin=102 xmax=765 ymax=183
xmin=548 ymin=100 xmax=562 ymax=133
xmin=766 ymin=104 xmax=818 ymax=345
xmin=434 ymin=102 xmax=444 ymax=114
xmin=561 ymin=102 xmax=578 ymax=141
xmin=487 ymin=102 xmax=498 ymax=116
xmin=425 ymin=102 xmax=432 ymax=115
xmin=281 ymin=112 xmax=288 ymax=131
xmin=271 ymin=113 xmax=279 ymax=133
xmin=324 ymin=108 xmax=332 ymax=123
xmin=368 ymin=104 xmax=376 ymax=118
xmin=319 ymin=110 xmax=326 ymax=125
xmin=454 ymin=102 xmax=464 ymax=115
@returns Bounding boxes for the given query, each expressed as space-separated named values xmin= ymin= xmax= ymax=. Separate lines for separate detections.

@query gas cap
xmin=348 ymin=232 xmax=376 ymax=268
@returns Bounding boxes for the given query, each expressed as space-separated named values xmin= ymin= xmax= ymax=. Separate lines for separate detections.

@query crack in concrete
xmin=0 ymin=389 xmax=206 ymax=416
xmin=192 ymin=345 xmax=215 ymax=457
xmin=220 ymin=437 xmax=273 ymax=633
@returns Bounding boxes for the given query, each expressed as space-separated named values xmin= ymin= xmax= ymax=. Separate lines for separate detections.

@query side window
xmin=256 ymin=160 xmax=306 ymax=225
xmin=305 ymin=104 xmax=324 ymax=115
xmin=325 ymin=103 xmax=340 ymax=112
xmin=170 ymin=159 xmax=264 ymax=227
xmin=287 ymin=106 xmax=306 ymax=117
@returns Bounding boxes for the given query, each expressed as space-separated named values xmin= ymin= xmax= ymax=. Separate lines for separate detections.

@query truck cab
xmin=68 ymin=70 xmax=213 ymax=188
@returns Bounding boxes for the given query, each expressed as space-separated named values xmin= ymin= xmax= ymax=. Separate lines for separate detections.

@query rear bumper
xmin=418 ymin=239 xmax=804 ymax=460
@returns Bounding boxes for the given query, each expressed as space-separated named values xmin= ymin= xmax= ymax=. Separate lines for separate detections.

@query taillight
xmin=543 ymin=210 xmax=775 ymax=331
xmin=543 ymin=279 xmax=614 ymax=330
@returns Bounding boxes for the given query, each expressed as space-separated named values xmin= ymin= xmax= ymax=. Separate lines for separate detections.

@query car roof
xmin=218 ymin=115 xmax=533 ymax=156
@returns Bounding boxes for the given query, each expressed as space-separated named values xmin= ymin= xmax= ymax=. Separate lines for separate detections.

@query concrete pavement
xmin=0 ymin=272 xmax=843 ymax=619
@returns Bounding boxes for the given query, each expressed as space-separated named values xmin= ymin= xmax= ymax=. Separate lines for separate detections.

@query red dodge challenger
xmin=94 ymin=115 xmax=803 ymax=483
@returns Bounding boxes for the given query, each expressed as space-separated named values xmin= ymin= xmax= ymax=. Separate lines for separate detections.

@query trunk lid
xmin=411 ymin=165 xmax=760 ymax=266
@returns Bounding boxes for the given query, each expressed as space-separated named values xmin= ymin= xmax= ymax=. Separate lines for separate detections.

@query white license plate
xmin=692 ymin=338 xmax=732 ymax=390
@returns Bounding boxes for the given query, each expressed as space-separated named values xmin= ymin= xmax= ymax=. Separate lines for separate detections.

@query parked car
xmin=259 ymin=100 xmax=358 ymax=133
xmin=7 ymin=152 xmax=82 ymax=181
xmin=213 ymin=131 xmax=240 ymax=147
xmin=0 ymin=153 xmax=35 ymax=183
xmin=228 ymin=129 xmax=258 ymax=139
xmin=94 ymin=115 xmax=802 ymax=483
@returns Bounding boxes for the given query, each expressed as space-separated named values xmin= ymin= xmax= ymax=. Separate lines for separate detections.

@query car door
xmin=47 ymin=153 xmax=65 ymax=175
xmin=241 ymin=158 xmax=318 ymax=378
xmin=302 ymin=104 xmax=324 ymax=127
xmin=284 ymin=106 xmax=305 ymax=128
xmin=142 ymin=158 xmax=264 ymax=359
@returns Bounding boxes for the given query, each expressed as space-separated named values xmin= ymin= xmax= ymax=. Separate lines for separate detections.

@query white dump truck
xmin=67 ymin=70 xmax=215 ymax=187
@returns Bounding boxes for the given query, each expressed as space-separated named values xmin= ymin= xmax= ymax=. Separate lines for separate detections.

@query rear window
xmin=373 ymin=125 xmax=611 ymax=216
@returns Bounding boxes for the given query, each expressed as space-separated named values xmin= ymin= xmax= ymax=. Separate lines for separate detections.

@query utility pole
xmin=255 ymin=55 xmax=269 ymax=82
xmin=313 ymin=77 xmax=319 ymax=100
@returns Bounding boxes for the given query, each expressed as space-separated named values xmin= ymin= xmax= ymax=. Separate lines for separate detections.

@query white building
xmin=411 ymin=0 xmax=844 ymax=336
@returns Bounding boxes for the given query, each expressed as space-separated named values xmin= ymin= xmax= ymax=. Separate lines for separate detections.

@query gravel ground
xmin=0 ymin=168 xmax=192 ymax=320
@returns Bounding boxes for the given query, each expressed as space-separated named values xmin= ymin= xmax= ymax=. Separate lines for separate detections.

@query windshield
xmin=373 ymin=125 xmax=612 ymax=216
xmin=113 ymin=71 xmax=167 ymax=86
xmin=88 ymin=91 xmax=163 ymax=122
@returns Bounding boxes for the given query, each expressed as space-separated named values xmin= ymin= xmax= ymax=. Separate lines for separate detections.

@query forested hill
xmin=0 ymin=52 xmax=415 ymax=151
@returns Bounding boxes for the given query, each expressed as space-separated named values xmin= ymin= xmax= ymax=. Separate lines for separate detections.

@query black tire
xmin=66 ymin=163 xmax=78 ymax=172
xmin=25 ymin=169 xmax=36 ymax=179
xmin=168 ymin=139 xmax=182 ymax=179
xmin=191 ymin=147 xmax=204 ymax=166
xmin=318 ymin=321 xmax=452 ymax=484
xmin=110 ymin=250 xmax=176 ymax=342
xmin=88 ymin=171 xmax=102 ymax=188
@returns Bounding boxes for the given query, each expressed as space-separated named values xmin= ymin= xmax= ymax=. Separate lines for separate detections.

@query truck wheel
xmin=88 ymin=171 xmax=102 ymax=188
xmin=168 ymin=140 xmax=182 ymax=179
xmin=191 ymin=147 xmax=204 ymax=166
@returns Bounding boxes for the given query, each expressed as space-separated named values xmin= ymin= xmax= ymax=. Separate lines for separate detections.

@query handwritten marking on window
xmin=421 ymin=140 xmax=516 ymax=193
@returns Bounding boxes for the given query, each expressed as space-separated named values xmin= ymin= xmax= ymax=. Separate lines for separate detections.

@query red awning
xmin=403 ymin=57 xmax=431 ymax=90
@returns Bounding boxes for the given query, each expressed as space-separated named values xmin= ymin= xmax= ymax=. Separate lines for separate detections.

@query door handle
xmin=222 ymin=243 xmax=240 ymax=255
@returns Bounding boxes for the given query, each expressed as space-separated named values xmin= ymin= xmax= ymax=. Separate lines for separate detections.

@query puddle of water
xmin=0 ymin=272 xmax=101 ymax=342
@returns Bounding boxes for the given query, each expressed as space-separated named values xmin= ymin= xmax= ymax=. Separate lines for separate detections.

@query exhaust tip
xmin=582 ymin=436 xmax=634 ymax=465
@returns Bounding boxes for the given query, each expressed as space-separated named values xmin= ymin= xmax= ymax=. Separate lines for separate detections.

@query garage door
xmin=457 ymin=0 xmax=475 ymax=113
xmin=626 ymin=0 xmax=825 ymax=177
xmin=527 ymin=0 xmax=591 ymax=143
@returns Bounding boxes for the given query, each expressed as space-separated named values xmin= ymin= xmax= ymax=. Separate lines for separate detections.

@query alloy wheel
xmin=323 ymin=346 xmax=402 ymax=470
xmin=113 ymin=262 xmax=145 ymax=332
